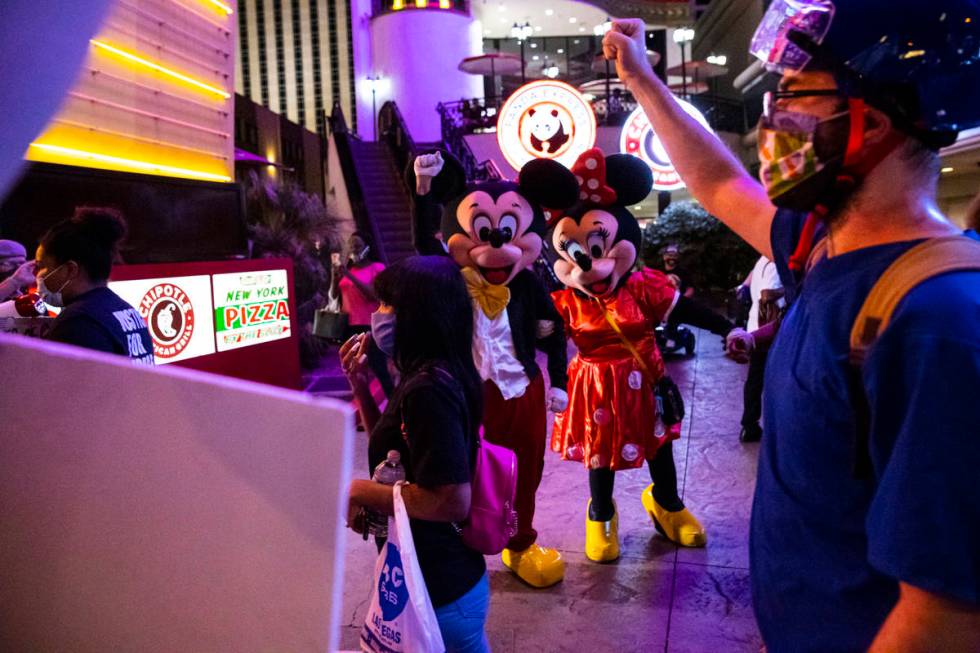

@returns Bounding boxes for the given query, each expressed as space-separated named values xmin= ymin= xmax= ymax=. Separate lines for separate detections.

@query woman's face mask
xmin=757 ymin=106 xmax=850 ymax=212
xmin=36 ymin=263 xmax=70 ymax=307
xmin=370 ymin=310 xmax=396 ymax=358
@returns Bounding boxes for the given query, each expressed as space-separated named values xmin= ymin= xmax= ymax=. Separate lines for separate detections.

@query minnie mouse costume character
xmin=548 ymin=147 xmax=735 ymax=562
xmin=410 ymin=150 xmax=579 ymax=588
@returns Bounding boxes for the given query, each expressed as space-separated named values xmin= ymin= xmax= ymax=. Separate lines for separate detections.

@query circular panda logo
xmin=139 ymin=283 xmax=196 ymax=360
xmin=620 ymin=99 xmax=714 ymax=191
xmin=521 ymin=102 xmax=573 ymax=158
xmin=497 ymin=80 xmax=596 ymax=171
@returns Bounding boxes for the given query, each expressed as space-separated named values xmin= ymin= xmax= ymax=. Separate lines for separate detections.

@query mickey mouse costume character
xmin=548 ymin=147 xmax=735 ymax=562
xmin=409 ymin=150 xmax=580 ymax=588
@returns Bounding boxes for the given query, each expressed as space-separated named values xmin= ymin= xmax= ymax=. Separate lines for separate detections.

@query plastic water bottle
xmin=368 ymin=450 xmax=405 ymax=538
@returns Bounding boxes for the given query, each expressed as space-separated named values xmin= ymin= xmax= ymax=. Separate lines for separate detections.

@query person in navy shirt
xmin=602 ymin=2 xmax=980 ymax=651
xmin=35 ymin=207 xmax=154 ymax=365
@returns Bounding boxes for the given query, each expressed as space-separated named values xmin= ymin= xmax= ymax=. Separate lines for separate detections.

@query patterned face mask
xmin=757 ymin=107 xmax=849 ymax=211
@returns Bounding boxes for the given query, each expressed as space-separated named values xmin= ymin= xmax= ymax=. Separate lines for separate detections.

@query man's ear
xmin=863 ymin=105 xmax=894 ymax=145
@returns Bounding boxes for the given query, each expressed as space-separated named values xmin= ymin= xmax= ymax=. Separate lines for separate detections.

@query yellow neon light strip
xmin=203 ymin=0 xmax=233 ymax=14
xmin=29 ymin=143 xmax=232 ymax=182
xmin=91 ymin=40 xmax=230 ymax=99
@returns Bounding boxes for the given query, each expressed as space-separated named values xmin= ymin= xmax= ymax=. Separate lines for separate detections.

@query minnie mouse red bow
xmin=572 ymin=147 xmax=617 ymax=207
xmin=544 ymin=148 xmax=617 ymax=228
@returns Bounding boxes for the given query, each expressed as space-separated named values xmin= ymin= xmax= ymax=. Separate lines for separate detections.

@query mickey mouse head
xmin=549 ymin=148 xmax=653 ymax=298
xmin=408 ymin=150 xmax=579 ymax=286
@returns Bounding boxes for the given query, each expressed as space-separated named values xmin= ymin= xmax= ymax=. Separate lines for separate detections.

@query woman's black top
xmin=367 ymin=363 xmax=485 ymax=607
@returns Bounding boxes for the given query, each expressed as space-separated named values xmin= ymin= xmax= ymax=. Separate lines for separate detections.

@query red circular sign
xmin=619 ymin=99 xmax=713 ymax=191
xmin=139 ymin=283 xmax=195 ymax=360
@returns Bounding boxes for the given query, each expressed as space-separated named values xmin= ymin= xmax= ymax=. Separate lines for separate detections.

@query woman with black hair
xmin=35 ymin=207 xmax=154 ymax=365
xmin=342 ymin=255 xmax=489 ymax=653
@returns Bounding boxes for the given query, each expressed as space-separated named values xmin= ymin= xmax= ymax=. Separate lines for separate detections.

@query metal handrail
xmin=439 ymin=91 xmax=758 ymax=135
xmin=327 ymin=102 xmax=388 ymax=262
xmin=378 ymin=101 xmax=417 ymax=178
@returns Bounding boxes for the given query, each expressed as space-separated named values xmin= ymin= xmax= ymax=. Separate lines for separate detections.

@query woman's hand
xmin=346 ymin=478 xmax=375 ymax=535
xmin=340 ymin=332 xmax=372 ymax=389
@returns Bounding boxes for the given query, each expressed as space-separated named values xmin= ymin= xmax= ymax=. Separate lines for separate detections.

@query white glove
xmin=535 ymin=319 xmax=555 ymax=339
xmin=414 ymin=152 xmax=444 ymax=195
xmin=547 ymin=387 xmax=568 ymax=413
xmin=725 ymin=328 xmax=755 ymax=365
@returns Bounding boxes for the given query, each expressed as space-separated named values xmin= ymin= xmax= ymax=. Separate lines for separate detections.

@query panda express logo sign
xmin=619 ymin=99 xmax=714 ymax=191
xmin=139 ymin=283 xmax=195 ymax=360
xmin=497 ymin=80 xmax=597 ymax=171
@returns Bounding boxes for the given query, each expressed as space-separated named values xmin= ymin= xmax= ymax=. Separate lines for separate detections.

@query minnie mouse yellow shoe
xmin=585 ymin=501 xmax=620 ymax=562
xmin=641 ymin=484 xmax=706 ymax=548
xmin=502 ymin=544 xmax=565 ymax=588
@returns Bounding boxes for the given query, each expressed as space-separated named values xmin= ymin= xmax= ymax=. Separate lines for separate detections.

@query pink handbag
xmin=460 ymin=428 xmax=518 ymax=555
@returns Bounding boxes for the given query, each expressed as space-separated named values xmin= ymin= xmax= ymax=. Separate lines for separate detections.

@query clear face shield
xmin=749 ymin=0 xmax=836 ymax=73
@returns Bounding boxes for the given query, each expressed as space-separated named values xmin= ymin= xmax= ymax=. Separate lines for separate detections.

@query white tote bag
xmin=360 ymin=482 xmax=446 ymax=653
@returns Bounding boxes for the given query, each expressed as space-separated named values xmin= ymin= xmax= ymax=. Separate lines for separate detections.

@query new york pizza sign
xmin=212 ymin=270 xmax=291 ymax=352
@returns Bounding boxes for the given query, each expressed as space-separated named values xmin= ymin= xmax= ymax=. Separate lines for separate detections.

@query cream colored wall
xmin=26 ymin=0 xmax=236 ymax=183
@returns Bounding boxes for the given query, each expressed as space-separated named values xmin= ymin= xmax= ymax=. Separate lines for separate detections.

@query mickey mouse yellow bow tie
xmin=461 ymin=267 xmax=511 ymax=319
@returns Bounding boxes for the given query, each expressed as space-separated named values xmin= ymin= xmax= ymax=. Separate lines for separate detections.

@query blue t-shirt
xmin=751 ymin=209 xmax=980 ymax=653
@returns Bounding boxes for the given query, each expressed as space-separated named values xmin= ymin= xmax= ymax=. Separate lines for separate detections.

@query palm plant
xmin=243 ymin=171 xmax=345 ymax=369
xmin=642 ymin=200 xmax=757 ymax=291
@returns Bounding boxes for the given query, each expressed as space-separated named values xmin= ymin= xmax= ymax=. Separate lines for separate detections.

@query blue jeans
xmin=434 ymin=573 xmax=491 ymax=653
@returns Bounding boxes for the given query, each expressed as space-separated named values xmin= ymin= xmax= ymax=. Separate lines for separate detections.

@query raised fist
xmin=414 ymin=151 xmax=444 ymax=196
xmin=602 ymin=19 xmax=655 ymax=86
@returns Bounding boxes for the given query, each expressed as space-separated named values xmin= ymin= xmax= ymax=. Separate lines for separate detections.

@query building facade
xmin=235 ymin=0 xmax=356 ymax=137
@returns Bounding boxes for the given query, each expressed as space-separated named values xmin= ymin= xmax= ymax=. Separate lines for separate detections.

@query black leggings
xmin=588 ymin=441 xmax=684 ymax=521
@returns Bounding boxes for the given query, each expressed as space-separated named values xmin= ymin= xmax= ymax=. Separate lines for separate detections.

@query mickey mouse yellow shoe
xmin=502 ymin=544 xmax=565 ymax=588
xmin=641 ymin=484 xmax=706 ymax=548
xmin=585 ymin=501 xmax=620 ymax=562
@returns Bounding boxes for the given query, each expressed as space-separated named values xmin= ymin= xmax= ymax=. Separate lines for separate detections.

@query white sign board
xmin=0 ymin=333 xmax=354 ymax=653
xmin=212 ymin=269 xmax=291 ymax=352
xmin=109 ymin=275 xmax=215 ymax=363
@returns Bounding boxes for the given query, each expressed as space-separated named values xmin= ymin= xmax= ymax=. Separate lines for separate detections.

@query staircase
xmin=348 ymin=140 xmax=415 ymax=264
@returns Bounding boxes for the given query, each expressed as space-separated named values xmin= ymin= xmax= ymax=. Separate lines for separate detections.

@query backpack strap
xmin=850 ymin=236 xmax=980 ymax=365
xmin=846 ymin=235 xmax=980 ymax=478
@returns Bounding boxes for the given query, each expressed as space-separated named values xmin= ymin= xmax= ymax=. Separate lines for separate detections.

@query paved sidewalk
xmin=336 ymin=329 xmax=763 ymax=652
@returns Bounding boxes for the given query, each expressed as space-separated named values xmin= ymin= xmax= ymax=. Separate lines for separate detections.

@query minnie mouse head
xmin=408 ymin=151 xmax=579 ymax=285
xmin=548 ymin=148 xmax=653 ymax=298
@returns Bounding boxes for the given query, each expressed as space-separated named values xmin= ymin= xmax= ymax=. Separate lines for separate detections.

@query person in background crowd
xmin=34 ymin=207 xmax=153 ymax=365
xmin=332 ymin=231 xmax=393 ymax=396
xmin=659 ymin=243 xmax=695 ymax=350
xmin=660 ymin=243 xmax=694 ymax=298
xmin=604 ymin=3 xmax=980 ymax=651
xmin=735 ymin=256 xmax=783 ymax=443
xmin=342 ymin=256 xmax=489 ymax=653
xmin=0 ymin=239 xmax=36 ymax=302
